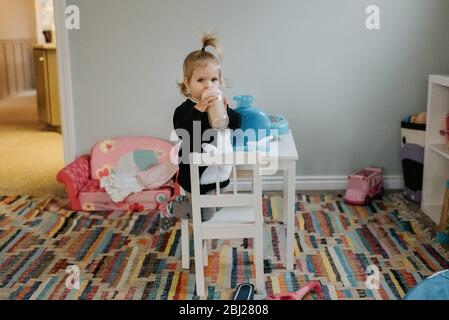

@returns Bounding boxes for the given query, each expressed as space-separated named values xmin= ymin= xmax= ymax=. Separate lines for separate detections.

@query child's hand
xmin=195 ymin=96 xmax=217 ymax=113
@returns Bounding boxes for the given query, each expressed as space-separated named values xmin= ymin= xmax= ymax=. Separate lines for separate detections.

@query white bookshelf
xmin=421 ymin=75 xmax=449 ymax=224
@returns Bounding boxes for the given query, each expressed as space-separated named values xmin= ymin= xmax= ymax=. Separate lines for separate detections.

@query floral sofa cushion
xmin=90 ymin=137 xmax=174 ymax=180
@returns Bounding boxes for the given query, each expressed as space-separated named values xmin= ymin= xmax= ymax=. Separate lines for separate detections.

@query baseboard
xmin=230 ymin=175 xmax=404 ymax=191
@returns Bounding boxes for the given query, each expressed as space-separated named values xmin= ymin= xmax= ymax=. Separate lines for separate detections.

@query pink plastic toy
xmin=265 ymin=281 xmax=321 ymax=300
xmin=344 ymin=167 xmax=384 ymax=206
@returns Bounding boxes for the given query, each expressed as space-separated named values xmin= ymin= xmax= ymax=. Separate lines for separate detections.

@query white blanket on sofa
xmin=100 ymin=173 xmax=143 ymax=202
xmin=100 ymin=160 xmax=179 ymax=203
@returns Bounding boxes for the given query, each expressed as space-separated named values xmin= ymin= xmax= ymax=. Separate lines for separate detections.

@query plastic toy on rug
xmin=232 ymin=283 xmax=255 ymax=300
xmin=344 ymin=167 xmax=384 ymax=206
xmin=403 ymin=269 xmax=449 ymax=300
xmin=265 ymin=281 xmax=321 ymax=300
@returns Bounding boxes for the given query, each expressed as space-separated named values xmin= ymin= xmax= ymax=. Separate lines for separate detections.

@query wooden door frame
xmin=54 ymin=0 xmax=76 ymax=163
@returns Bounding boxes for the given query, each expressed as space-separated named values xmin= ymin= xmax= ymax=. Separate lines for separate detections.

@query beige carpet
xmin=0 ymin=91 xmax=66 ymax=196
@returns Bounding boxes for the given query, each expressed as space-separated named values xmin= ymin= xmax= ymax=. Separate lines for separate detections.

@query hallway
xmin=0 ymin=91 xmax=65 ymax=196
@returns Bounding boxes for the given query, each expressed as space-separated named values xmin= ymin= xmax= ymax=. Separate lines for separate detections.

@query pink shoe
xmin=265 ymin=281 xmax=321 ymax=300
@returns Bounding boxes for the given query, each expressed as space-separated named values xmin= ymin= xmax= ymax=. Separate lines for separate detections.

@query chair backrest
xmin=188 ymin=151 xmax=262 ymax=224
xmin=187 ymin=151 xmax=265 ymax=296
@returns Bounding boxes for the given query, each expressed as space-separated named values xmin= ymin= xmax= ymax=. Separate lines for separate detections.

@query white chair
xmin=180 ymin=151 xmax=265 ymax=297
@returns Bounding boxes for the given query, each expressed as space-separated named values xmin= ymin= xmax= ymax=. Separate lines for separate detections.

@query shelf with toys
xmin=421 ymin=74 xmax=449 ymax=224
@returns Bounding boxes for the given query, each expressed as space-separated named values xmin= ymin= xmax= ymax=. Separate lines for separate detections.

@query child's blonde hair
xmin=178 ymin=32 xmax=223 ymax=97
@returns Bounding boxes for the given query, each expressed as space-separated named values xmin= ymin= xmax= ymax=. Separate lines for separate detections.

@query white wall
xmin=66 ymin=0 xmax=449 ymax=176
xmin=34 ymin=0 xmax=55 ymax=44
xmin=0 ymin=0 xmax=37 ymax=40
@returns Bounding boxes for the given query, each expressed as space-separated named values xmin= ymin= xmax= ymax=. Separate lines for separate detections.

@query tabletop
xmin=265 ymin=130 xmax=299 ymax=161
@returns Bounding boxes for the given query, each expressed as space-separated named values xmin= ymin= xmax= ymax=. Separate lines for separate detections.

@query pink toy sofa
xmin=57 ymin=137 xmax=178 ymax=212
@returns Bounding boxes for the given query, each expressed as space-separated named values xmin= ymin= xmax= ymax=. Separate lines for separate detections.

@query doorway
xmin=0 ymin=0 xmax=64 ymax=197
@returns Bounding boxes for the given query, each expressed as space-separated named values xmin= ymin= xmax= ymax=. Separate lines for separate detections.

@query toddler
xmin=160 ymin=33 xmax=241 ymax=231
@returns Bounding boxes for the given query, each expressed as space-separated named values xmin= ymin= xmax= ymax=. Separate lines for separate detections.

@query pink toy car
xmin=344 ymin=167 xmax=384 ymax=205
xmin=265 ymin=281 xmax=321 ymax=300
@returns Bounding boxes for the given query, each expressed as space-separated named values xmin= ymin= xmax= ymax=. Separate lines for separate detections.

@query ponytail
xmin=201 ymin=32 xmax=223 ymax=61
xmin=178 ymin=32 xmax=224 ymax=97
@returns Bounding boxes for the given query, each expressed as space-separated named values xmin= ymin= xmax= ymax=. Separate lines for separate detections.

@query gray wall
xmin=67 ymin=0 xmax=449 ymax=176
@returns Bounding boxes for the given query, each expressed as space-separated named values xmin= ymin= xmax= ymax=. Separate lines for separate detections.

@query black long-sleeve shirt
xmin=173 ymin=99 xmax=241 ymax=194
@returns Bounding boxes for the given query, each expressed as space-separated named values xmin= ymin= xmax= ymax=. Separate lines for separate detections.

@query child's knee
xmin=172 ymin=197 xmax=191 ymax=219
xmin=201 ymin=207 xmax=215 ymax=221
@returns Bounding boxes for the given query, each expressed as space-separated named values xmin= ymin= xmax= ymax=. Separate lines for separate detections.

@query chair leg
xmin=203 ymin=240 xmax=208 ymax=266
xmin=254 ymin=225 xmax=265 ymax=294
xmin=181 ymin=219 xmax=190 ymax=269
xmin=193 ymin=231 xmax=205 ymax=297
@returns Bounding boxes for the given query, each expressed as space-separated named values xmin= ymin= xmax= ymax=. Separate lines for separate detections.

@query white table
xmin=181 ymin=130 xmax=299 ymax=271
xmin=260 ymin=130 xmax=299 ymax=271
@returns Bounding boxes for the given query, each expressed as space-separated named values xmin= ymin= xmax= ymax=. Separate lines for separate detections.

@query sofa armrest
xmin=56 ymin=155 xmax=91 ymax=210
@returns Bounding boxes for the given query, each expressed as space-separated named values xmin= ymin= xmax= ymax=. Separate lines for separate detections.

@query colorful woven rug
xmin=0 ymin=193 xmax=448 ymax=300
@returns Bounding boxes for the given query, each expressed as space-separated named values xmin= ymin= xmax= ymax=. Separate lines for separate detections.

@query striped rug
xmin=0 ymin=193 xmax=448 ymax=300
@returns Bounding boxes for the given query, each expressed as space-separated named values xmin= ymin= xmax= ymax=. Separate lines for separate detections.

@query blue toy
xmin=403 ymin=269 xmax=449 ymax=300
xmin=268 ymin=114 xmax=289 ymax=136
xmin=233 ymin=95 xmax=289 ymax=144
xmin=232 ymin=283 xmax=255 ymax=300
xmin=234 ymin=95 xmax=270 ymax=140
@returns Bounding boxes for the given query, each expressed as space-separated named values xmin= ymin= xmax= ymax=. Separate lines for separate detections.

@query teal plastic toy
xmin=403 ymin=269 xmax=449 ymax=300
xmin=234 ymin=95 xmax=270 ymax=141
xmin=268 ymin=114 xmax=289 ymax=136
xmin=233 ymin=95 xmax=289 ymax=144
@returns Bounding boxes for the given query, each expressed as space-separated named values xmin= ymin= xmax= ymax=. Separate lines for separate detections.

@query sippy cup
xmin=202 ymin=87 xmax=229 ymax=129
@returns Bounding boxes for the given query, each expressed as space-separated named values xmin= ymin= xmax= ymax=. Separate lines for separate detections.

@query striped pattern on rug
xmin=0 ymin=193 xmax=448 ymax=300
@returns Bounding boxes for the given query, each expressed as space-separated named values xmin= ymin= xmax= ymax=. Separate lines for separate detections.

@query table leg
xmin=286 ymin=161 xmax=295 ymax=270
xmin=283 ymin=169 xmax=288 ymax=225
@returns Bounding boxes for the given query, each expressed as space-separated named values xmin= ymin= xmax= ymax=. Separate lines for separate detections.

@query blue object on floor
xmin=437 ymin=232 xmax=449 ymax=245
xmin=232 ymin=283 xmax=255 ymax=300
xmin=403 ymin=269 xmax=449 ymax=300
